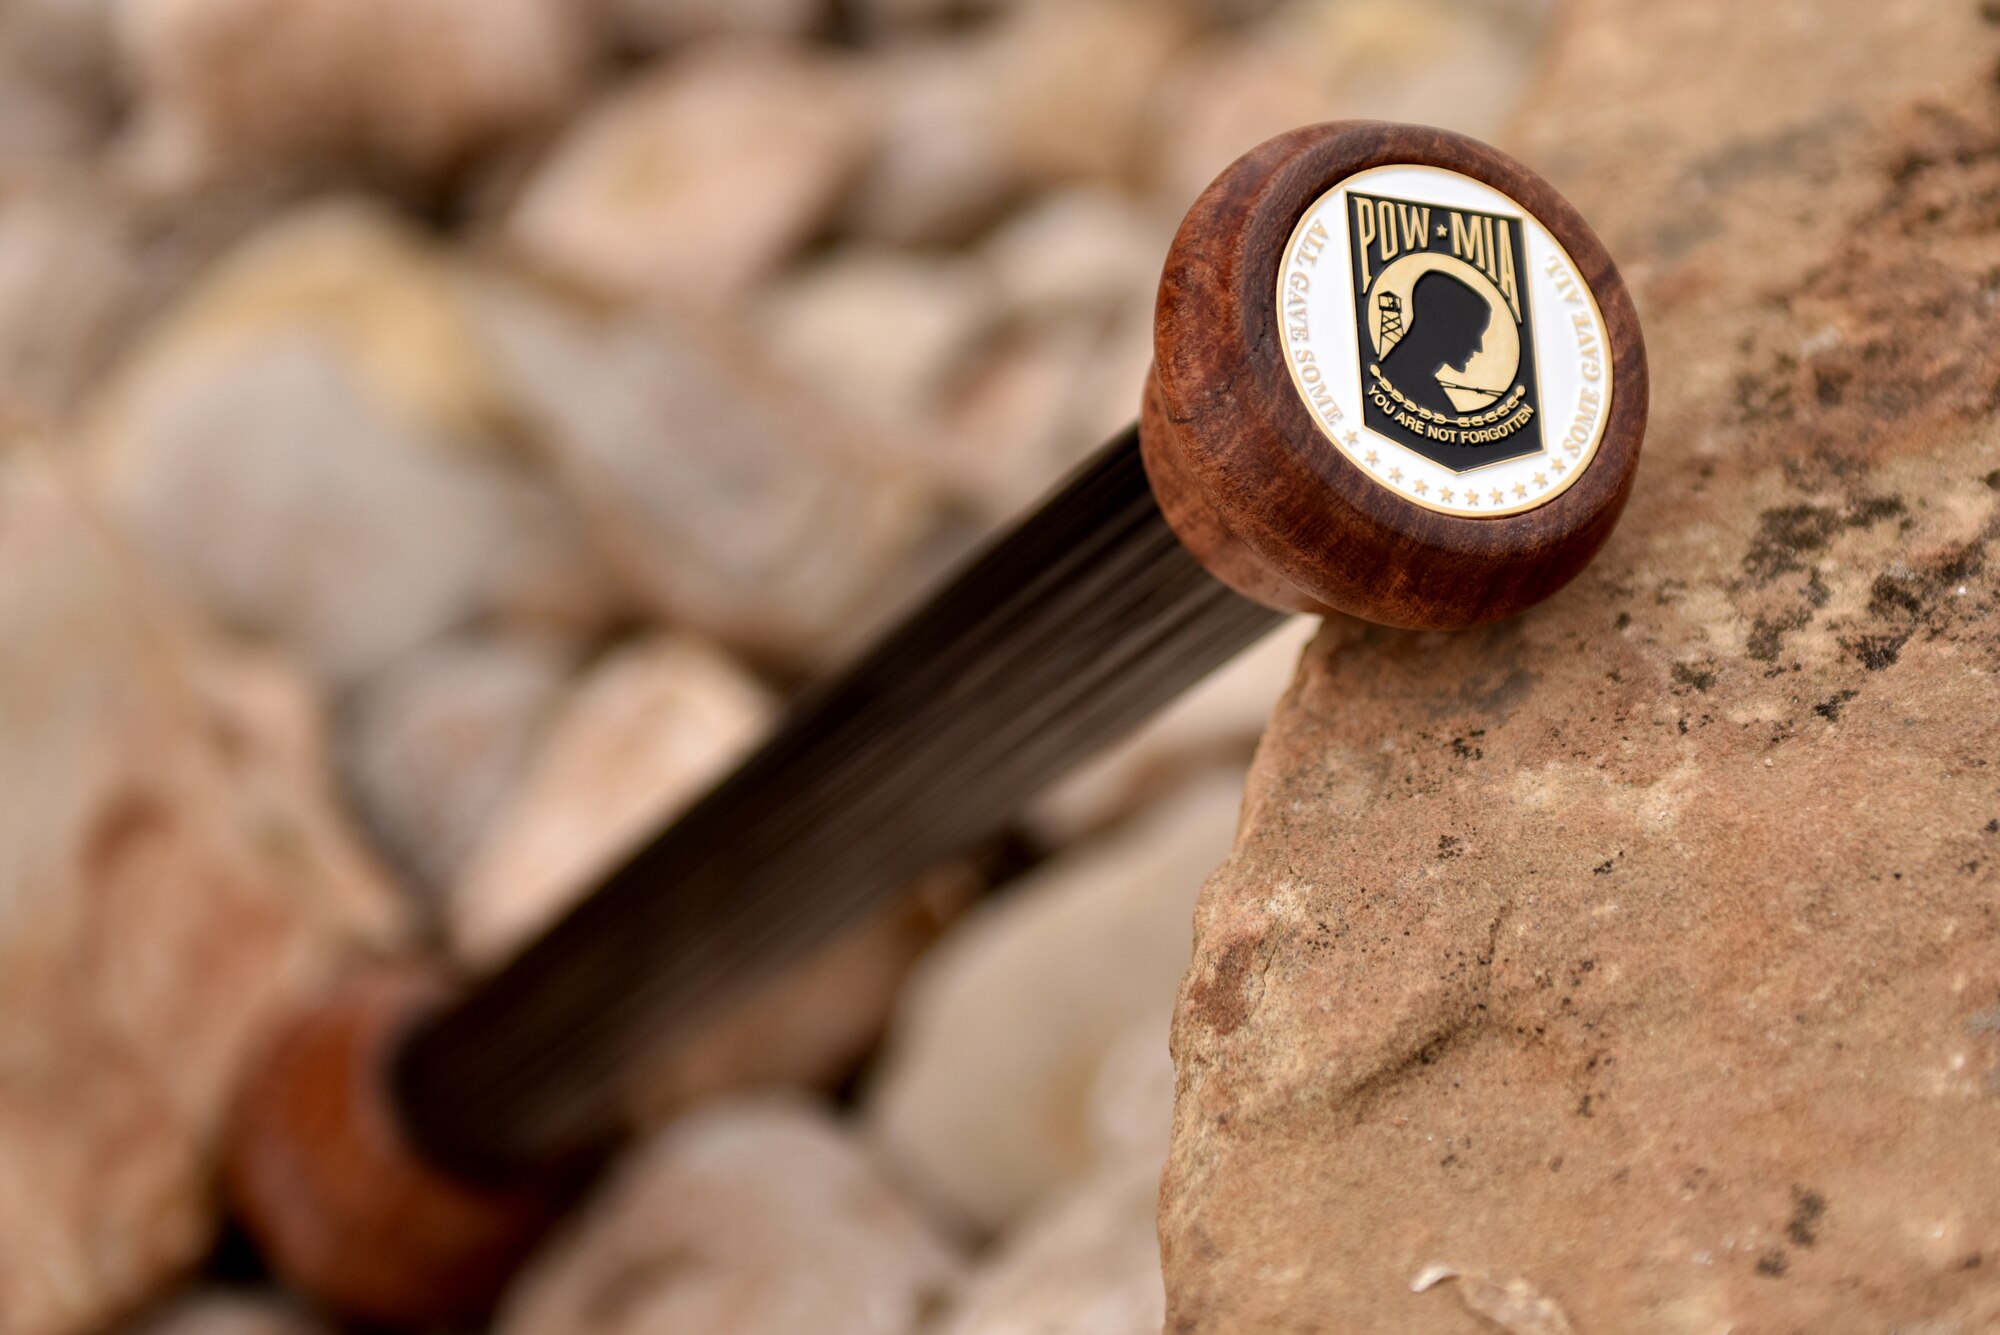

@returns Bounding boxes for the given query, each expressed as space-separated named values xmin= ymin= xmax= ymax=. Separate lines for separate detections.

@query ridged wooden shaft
xmin=392 ymin=427 xmax=1285 ymax=1178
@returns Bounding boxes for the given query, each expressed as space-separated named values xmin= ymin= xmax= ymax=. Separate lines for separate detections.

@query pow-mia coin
xmin=1277 ymin=164 xmax=1613 ymax=518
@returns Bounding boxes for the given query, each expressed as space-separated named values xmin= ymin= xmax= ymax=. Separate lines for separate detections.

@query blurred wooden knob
xmin=1142 ymin=120 xmax=1649 ymax=627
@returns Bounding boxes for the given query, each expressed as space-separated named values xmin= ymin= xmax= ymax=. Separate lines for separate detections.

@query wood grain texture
xmin=1145 ymin=121 xmax=1649 ymax=628
xmin=223 ymin=971 xmax=565 ymax=1325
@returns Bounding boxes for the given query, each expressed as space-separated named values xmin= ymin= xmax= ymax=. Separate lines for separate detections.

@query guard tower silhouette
xmin=1377 ymin=290 xmax=1404 ymax=349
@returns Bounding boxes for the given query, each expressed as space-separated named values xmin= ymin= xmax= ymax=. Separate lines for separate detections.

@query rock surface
xmin=0 ymin=448 xmax=405 ymax=1335
xmin=496 ymin=1097 xmax=964 ymax=1335
xmin=867 ymin=775 xmax=1248 ymax=1234
xmin=1161 ymin=2 xmax=2000 ymax=1332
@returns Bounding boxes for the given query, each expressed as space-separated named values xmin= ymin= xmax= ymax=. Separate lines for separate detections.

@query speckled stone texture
xmin=1160 ymin=2 xmax=2000 ymax=1332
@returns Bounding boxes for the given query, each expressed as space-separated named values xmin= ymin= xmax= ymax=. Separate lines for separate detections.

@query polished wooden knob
xmin=1142 ymin=121 xmax=1648 ymax=627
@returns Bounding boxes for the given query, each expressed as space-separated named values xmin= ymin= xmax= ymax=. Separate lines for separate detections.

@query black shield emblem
xmin=1346 ymin=190 xmax=1544 ymax=471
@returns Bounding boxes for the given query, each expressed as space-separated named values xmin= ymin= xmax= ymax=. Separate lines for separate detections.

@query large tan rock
xmin=496 ymin=1097 xmax=965 ymax=1335
xmin=0 ymin=448 xmax=405 ymax=1335
xmin=1162 ymin=3 xmax=2000 ymax=1332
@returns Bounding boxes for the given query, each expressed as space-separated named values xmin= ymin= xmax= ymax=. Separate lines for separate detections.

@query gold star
xmin=1440 ymin=487 xmax=1455 ymax=502
xmin=1550 ymin=459 xmax=1567 ymax=475
xmin=1413 ymin=479 xmax=1429 ymax=495
xmin=1343 ymin=430 xmax=1359 ymax=446
xmin=1389 ymin=467 xmax=1404 ymax=483
xmin=1464 ymin=490 xmax=1479 ymax=505
xmin=1490 ymin=489 xmax=1505 ymax=503
xmin=1513 ymin=482 xmax=1528 ymax=499
xmin=1534 ymin=472 xmax=1548 ymax=487
xmin=1364 ymin=450 xmax=1380 ymax=467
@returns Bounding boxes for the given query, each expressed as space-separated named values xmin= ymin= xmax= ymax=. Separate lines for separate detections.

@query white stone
xmin=451 ymin=634 xmax=773 ymax=966
xmin=980 ymin=188 xmax=1167 ymax=324
xmin=339 ymin=631 xmax=575 ymax=904
xmin=507 ymin=46 xmax=871 ymax=310
xmin=462 ymin=272 xmax=941 ymax=664
xmin=497 ymin=1097 xmax=965 ymax=1335
xmin=863 ymin=773 xmax=1248 ymax=1232
xmin=0 ymin=449 xmax=405 ymax=1335
xmin=116 ymin=0 xmax=590 ymax=188
xmin=87 ymin=204 xmax=616 ymax=687
xmin=932 ymin=1160 xmax=1167 ymax=1335
xmin=762 ymin=247 xmax=993 ymax=451
xmin=128 ymin=1293 xmax=330 ymax=1335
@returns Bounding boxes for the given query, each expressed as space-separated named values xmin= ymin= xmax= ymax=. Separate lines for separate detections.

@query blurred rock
xmin=507 ymin=46 xmax=870 ymax=310
xmin=127 ymin=1292 xmax=329 ymax=1335
xmin=864 ymin=774 xmax=1246 ymax=1233
xmin=0 ymin=449 xmax=405 ymax=1335
xmin=934 ymin=1160 xmax=1166 ymax=1335
xmin=1161 ymin=3 xmax=2000 ymax=1330
xmin=340 ymin=631 xmax=575 ymax=906
xmin=979 ymin=187 xmax=1166 ymax=324
xmin=451 ymin=633 xmax=772 ymax=965
xmin=1031 ymin=615 xmax=1318 ymax=842
xmin=464 ymin=272 xmax=941 ymax=663
xmin=1085 ymin=1017 xmax=1179 ymax=1171
xmin=938 ymin=315 xmax=1103 ymax=515
xmin=1152 ymin=0 xmax=1551 ymax=207
xmin=0 ymin=176 xmax=147 ymax=429
xmin=0 ymin=0 xmax=119 ymax=164
xmin=88 ymin=203 xmax=616 ymax=686
xmin=497 ymin=1097 xmax=965 ymax=1335
xmin=116 ymin=0 xmax=591 ymax=190
xmin=848 ymin=1 xmax=1192 ymax=246
xmin=591 ymin=0 xmax=827 ymax=50
xmin=763 ymin=247 xmax=992 ymax=457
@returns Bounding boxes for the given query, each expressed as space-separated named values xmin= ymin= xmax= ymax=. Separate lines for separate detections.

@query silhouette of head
xmin=1380 ymin=270 xmax=1493 ymax=414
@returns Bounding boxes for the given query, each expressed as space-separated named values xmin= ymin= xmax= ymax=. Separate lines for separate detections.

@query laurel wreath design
xmin=1368 ymin=366 xmax=1527 ymax=428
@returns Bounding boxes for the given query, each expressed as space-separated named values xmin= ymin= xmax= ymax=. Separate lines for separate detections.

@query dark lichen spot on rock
xmin=1985 ymin=468 xmax=2000 ymax=490
xmin=1615 ymin=611 xmax=1632 ymax=630
xmin=1847 ymin=632 xmax=1910 ymax=670
xmin=1756 ymin=1250 xmax=1790 ymax=1278
xmin=1787 ymin=1187 xmax=1827 ymax=1246
xmin=1986 ymin=818 xmax=1999 ymax=833
xmin=1746 ymin=608 xmax=1814 ymax=663
xmin=1813 ymin=689 xmax=1859 ymax=720
xmin=1671 ymin=661 xmax=1717 ymax=692
xmin=1593 ymin=860 xmax=1615 ymax=875
xmin=1437 ymin=835 xmax=1463 ymax=860
xmin=1868 ymin=573 xmax=1926 ymax=619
